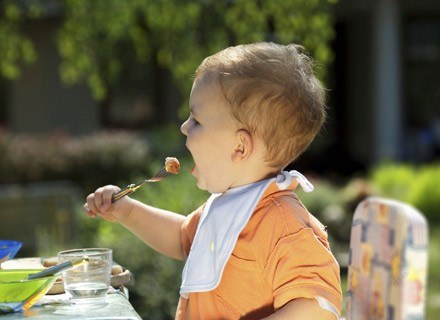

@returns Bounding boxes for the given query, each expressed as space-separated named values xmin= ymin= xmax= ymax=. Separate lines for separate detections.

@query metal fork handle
xmin=111 ymin=165 xmax=171 ymax=202
xmin=112 ymin=183 xmax=144 ymax=202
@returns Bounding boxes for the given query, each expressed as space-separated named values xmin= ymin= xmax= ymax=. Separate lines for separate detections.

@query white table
xmin=2 ymin=290 xmax=142 ymax=319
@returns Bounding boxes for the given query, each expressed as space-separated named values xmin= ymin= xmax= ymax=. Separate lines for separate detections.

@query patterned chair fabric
xmin=346 ymin=197 xmax=428 ymax=320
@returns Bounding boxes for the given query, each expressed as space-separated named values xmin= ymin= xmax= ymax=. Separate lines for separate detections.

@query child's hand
xmin=84 ymin=185 xmax=134 ymax=223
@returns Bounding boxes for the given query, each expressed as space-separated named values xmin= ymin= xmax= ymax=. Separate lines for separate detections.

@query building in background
xmin=328 ymin=0 xmax=440 ymax=172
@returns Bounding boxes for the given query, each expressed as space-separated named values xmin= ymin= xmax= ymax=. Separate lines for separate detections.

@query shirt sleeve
xmin=180 ymin=205 xmax=204 ymax=259
xmin=266 ymin=227 xmax=342 ymax=316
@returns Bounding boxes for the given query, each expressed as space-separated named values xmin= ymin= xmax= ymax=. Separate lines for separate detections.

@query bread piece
xmin=111 ymin=264 xmax=123 ymax=275
xmin=42 ymin=256 xmax=58 ymax=268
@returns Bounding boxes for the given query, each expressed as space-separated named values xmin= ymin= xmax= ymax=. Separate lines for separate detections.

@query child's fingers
xmin=85 ymin=192 xmax=100 ymax=214
xmin=100 ymin=186 xmax=120 ymax=211
xmin=84 ymin=185 xmax=120 ymax=216
xmin=83 ymin=202 xmax=96 ymax=217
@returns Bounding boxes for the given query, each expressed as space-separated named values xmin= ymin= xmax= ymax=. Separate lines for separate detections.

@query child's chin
xmin=194 ymin=177 xmax=209 ymax=192
xmin=195 ymin=182 xmax=208 ymax=192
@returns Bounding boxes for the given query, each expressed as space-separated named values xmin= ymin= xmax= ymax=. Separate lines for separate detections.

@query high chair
xmin=345 ymin=197 xmax=429 ymax=320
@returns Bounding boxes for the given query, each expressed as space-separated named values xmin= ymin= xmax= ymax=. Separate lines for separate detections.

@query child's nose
xmin=180 ymin=120 xmax=189 ymax=136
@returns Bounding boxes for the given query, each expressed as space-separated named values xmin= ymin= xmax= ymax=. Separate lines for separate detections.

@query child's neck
xmin=229 ymin=162 xmax=279 ymax=189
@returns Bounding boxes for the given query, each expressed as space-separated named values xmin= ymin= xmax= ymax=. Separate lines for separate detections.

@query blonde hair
xmin=195 ymin=42 xmax=326 ymax=169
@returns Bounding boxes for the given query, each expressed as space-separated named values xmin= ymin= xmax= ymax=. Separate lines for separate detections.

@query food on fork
xmin=165 ymin=157 xmax=180 ymax=175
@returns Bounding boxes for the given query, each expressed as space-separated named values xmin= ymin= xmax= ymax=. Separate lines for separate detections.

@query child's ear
xmin=231 ymin=129 xmax=253 ymax=163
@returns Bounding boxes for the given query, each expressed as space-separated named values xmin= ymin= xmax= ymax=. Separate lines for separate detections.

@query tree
xmin=0 ymin=0 xmax=336 ymax=113
xmin=0 ymin=0 xmax=38 ymax=79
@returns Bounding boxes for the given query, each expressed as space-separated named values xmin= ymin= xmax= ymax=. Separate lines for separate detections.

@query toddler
xmin=85 ymin=42 xmax=342 ymax=319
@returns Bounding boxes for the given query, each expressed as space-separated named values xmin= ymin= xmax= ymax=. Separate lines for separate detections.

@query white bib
xmin=180 ymin=170 xmax=313 ymax=297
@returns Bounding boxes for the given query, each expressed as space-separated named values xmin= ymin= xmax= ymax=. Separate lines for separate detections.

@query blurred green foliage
xmin=297 ymin=178 xmax=342 ymax=217
xmin=370 ymin=163 xmax=415 ymax=203
xmin=0 ymin=0 xmax=336 ymax=110
xmin=370 ymin=162 xmax=440 ymax=224
xmin=427 ymin=226 xmax=440 ymax=320
xmin=0 ymin=0 xmax=37 ymax=78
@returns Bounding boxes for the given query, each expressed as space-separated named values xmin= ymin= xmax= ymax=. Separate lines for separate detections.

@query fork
xmin=111 ymin=165 xmax=171 ymax=202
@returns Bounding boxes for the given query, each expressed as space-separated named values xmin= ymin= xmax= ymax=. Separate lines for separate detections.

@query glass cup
xmin=57 ymin=248 xmax=112 ymax=300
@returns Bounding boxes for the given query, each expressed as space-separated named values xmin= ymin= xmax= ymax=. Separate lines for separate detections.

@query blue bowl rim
xmin=0 ymin=240 xmax=23 ymax=249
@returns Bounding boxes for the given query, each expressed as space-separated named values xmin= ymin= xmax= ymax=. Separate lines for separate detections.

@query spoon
xmin=27 ymin=258 xmax=88 ymax=280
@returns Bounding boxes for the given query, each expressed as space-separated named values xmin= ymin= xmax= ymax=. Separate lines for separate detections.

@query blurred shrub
xmin=370 ymin=162 xmax=440 ymax=224
xmin=0 ymin=130 xmax=150 ymax=194
xmin=370 ymin=162 xmax=415 ymax=201
xmin=145 ymin=125 xmax=186 ymax=160
xmin=296 ymin=178 xmax=342 ymax=220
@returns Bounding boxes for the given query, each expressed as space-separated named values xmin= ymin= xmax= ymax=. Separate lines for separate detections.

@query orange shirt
xmin=176 ymin=181 xmax=342 ymax=319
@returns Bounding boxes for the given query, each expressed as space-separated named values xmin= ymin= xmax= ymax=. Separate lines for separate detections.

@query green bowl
xmin=0 ymin=269 xmax=57 ymax=314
